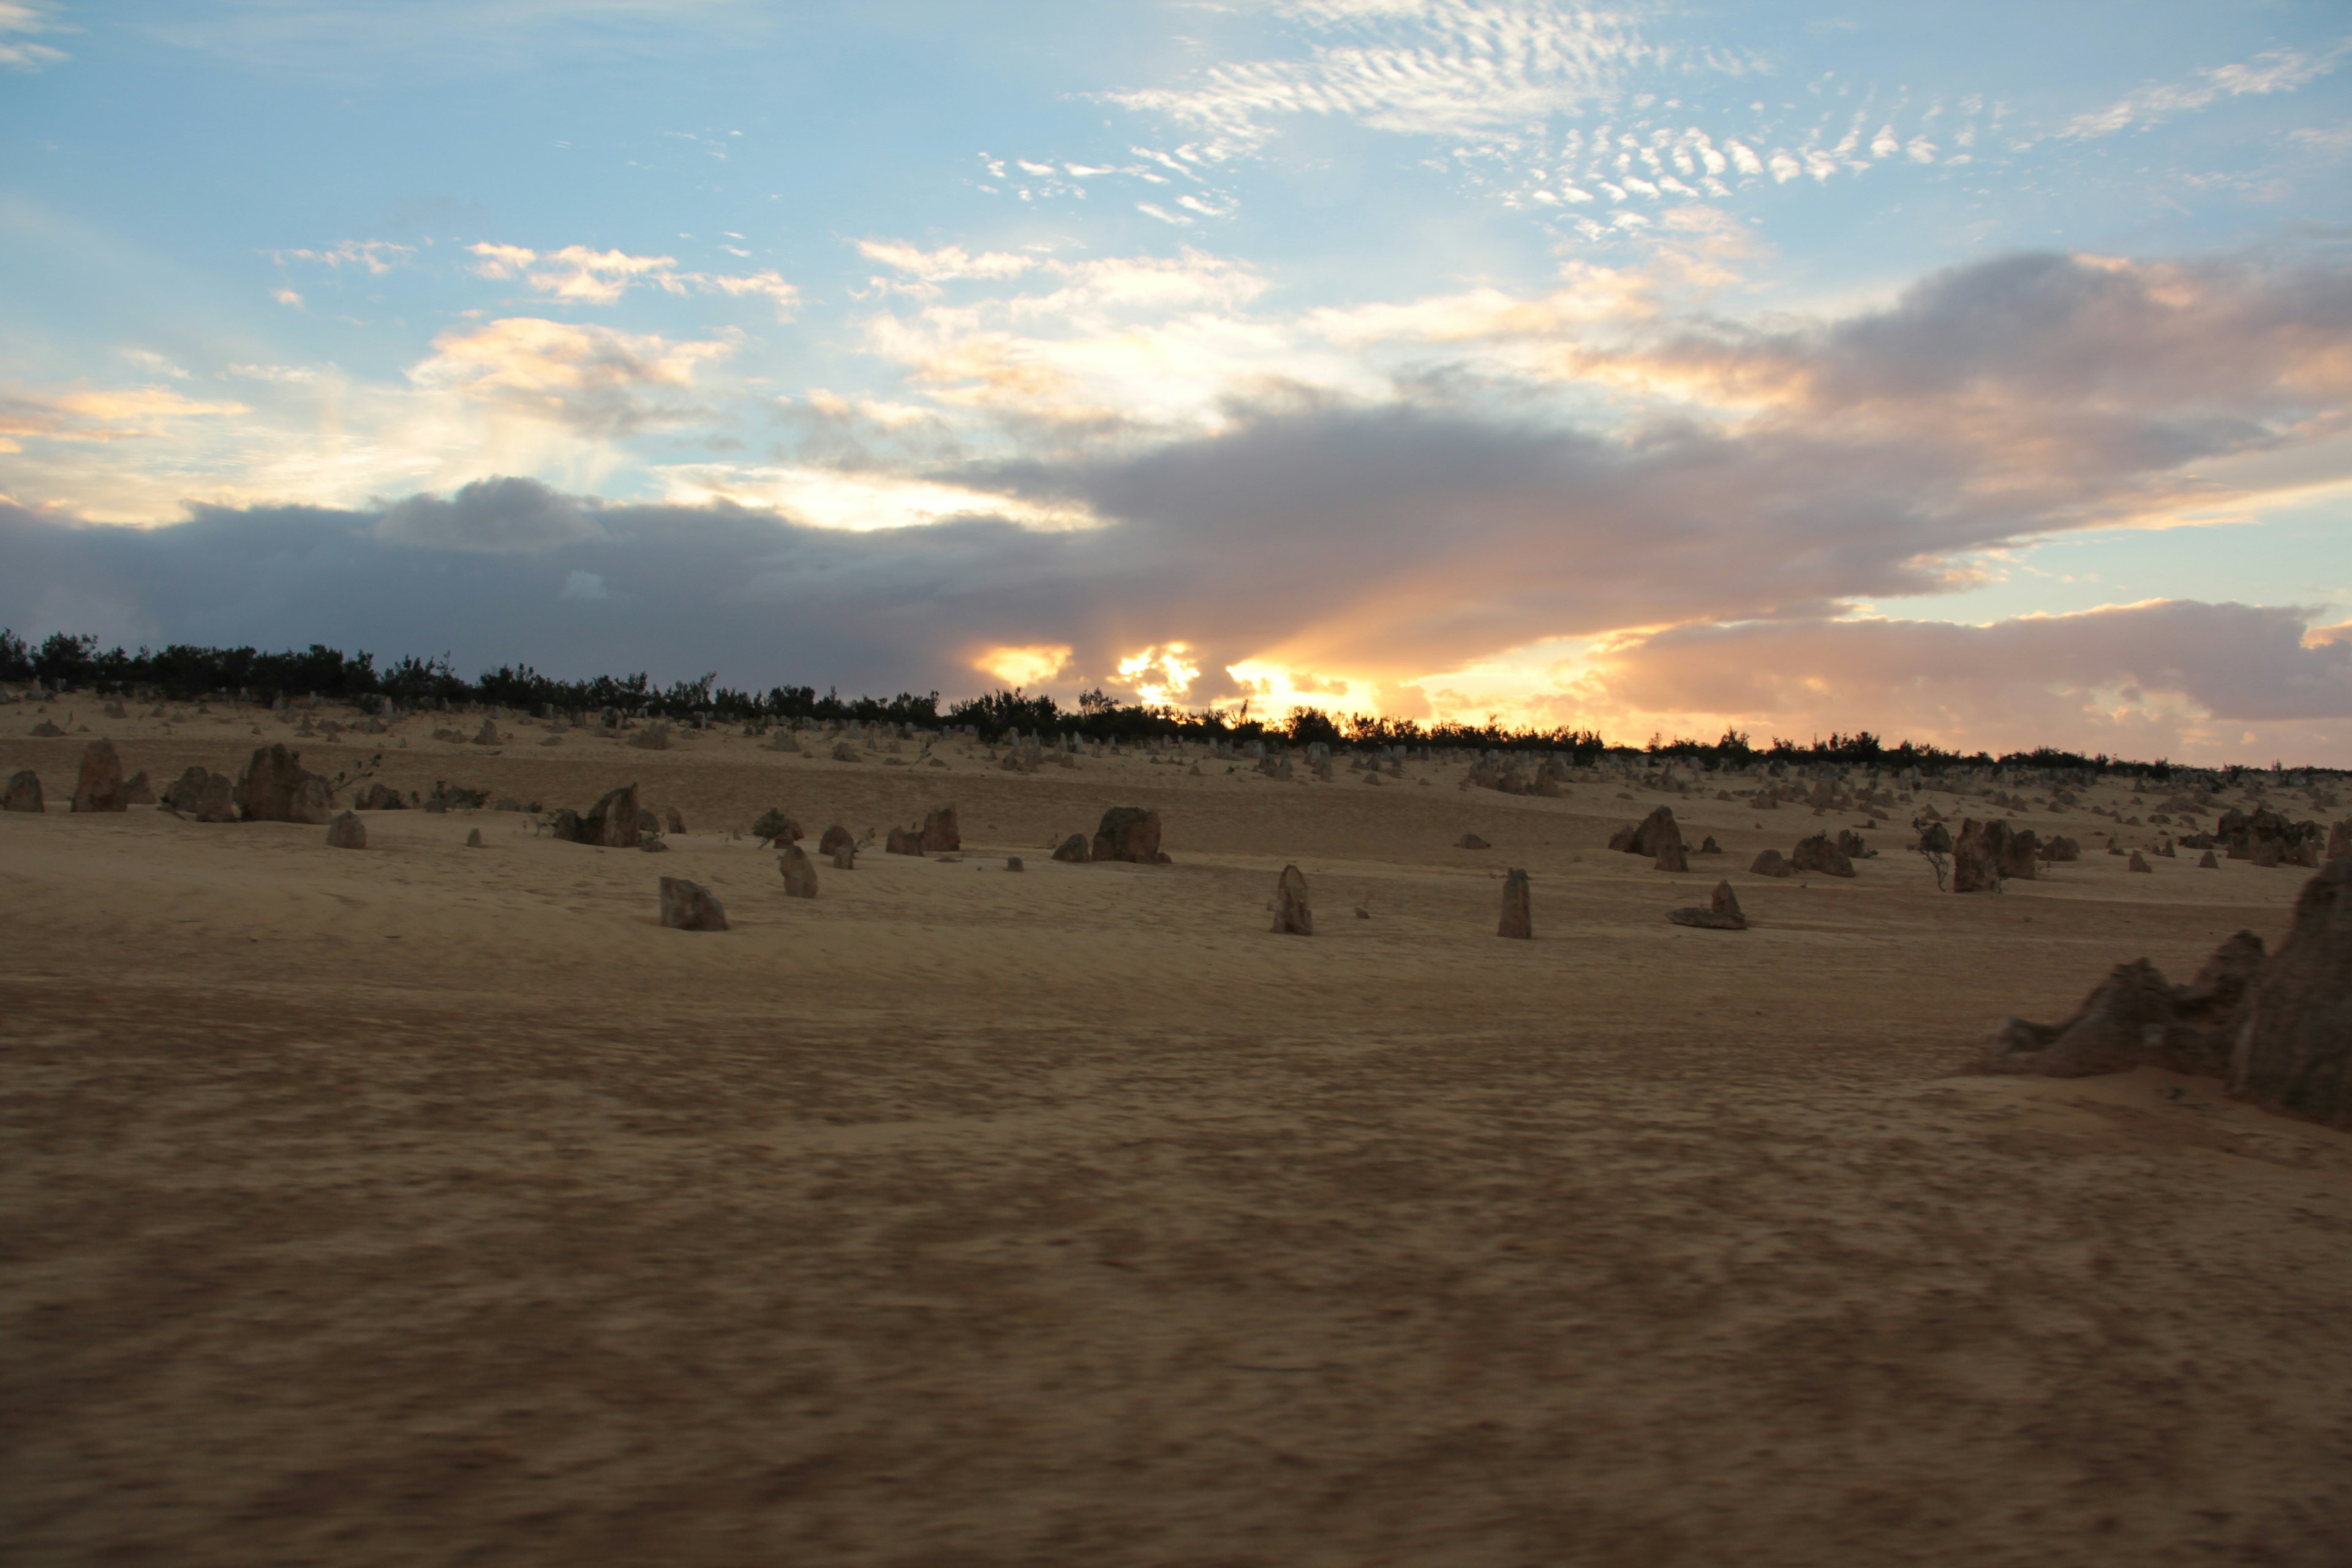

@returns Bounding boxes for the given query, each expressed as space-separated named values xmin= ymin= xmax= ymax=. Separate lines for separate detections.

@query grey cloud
xmin=376 ymin=476 xmax=601 ymax=552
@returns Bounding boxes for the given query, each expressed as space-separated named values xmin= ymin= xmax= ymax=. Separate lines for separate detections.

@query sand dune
xmin=3 ymin=703 xmax=2347 ymax=1566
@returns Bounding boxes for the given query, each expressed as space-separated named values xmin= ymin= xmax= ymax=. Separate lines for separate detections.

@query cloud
xmin=466 ymin=240 xmax=800 ymax=317
xmin=276 ymin=239 xmax=415 ymax=274
xmin=375 ymin=475 xmax=602 ymax=553
xmin=2064 ymin=43 xmax=2346 ymax=139
xmin=0 ymin=386 xmax=250 ymax=451
xmin=0 ymin=1 xmax=69 ymax=70
xmin=407 ymin=317 xmax=736 ymax=436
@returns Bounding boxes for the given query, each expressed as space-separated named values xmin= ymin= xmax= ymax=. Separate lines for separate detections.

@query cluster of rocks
xmin=1989 ymin=858 xmax=2352 ymax=1129
xmin=1464 ymin=755 xmax=1573 ymax=797
xmin=2179 ymin=806 xmax=2331 ymax=869
xmin=1047 ymin=807 xmax=1169 ymax=865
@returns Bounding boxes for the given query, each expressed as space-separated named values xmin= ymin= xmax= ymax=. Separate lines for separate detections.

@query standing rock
xmin=1988 ymin=929 xmax=2266 ymax=1080
xmin=665 ymin=805 xmax=686 ymax=835
xmin=354 ymin=782 xmax=405 ymax=810
xmin=751 ymin=809 xmax=802 ymax=847
xmin=1091 ymin=807 xmax=1166 ymax=864
xmin=1498 ymin=869 xmax=1532 ymax=939
xmin=2000 ymin=829 xmax=2041 ymax=880
xmin=1272 ymin=864 xmax=1313 ymax=935
xmin=1052 ymin=833 xmax=1090 ymax=864
xmin=2128 ymin=851 xmax=2152 ymax=873
xmin=548 ymin=808 xmax=586 ymax=843
xmin=467 ymin=828 xmax=485 ymax=848
xmin=2230 ymin=858 xmax=2352 ymax=1129
xmin=1953 ymin=819 xmax=2014 ymax=892
xmin=474 ymin=718 xmax=500 ymax=745
xmin=236 ymin=745 xmax=334 ymax=824
xmin=831 ymin=741 xmax=861 ymax=763
xmin=819 ymin=824 xmax=854 ymax=858
xmin=2 ymin=769 xmax=42 ymax=813
xmin=584 ymin=784 xmax=643 ymax=848
xmin=658 ymin=876 xmax=729 ymax=931
xmin=1749 ymin=848 xmax=1793 ymax=878
xmin=1668 ymin=881 xmax=1748 ymax=930
xmin=886 ymin=826 xmax=922 ymax=856
xmin=1791 ymin=834 xmax=1856 ymax=878
xmin=1834 ymin=829 xmax=1869 ymax=859
xmin=70 ymin=739 xmax=128 ymax=813
xmin=1653 ymin=841 xmax=1689 ymax=873
xmin=2328 ymin=818 xmax=2350 ymax=861
xmin=921 ymin=804 xmax=960 ymax=853
xmin=1698 ymin=835 xmax=1722 ymax=854
xmin=1608 ymin=805 xmax=1683 ymax=859
xmin=326 ymin=812 xmax=367 ymax=850
xmin=121 ymin=771 xmax=155 ymax=805
xmin=2198 ymin=850 xmax=2220 ymax=869
xmin=778 ymin=845 xmax=820 ymax=898
xmin=1005 ymin=856 xmax=1023 ymax=872
xmin=1455 ymin=834 xmax=1491 ymax=851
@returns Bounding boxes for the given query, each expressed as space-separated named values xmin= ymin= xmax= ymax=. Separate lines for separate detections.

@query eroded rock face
xmin=2217 ymin=806 xmax=2320 ymax=862
xmin=921 ymin=804 xmax=960 ymax=853
xmin=2039 ymin=835 xmax=2081 ymax=862
xmin=121 ymin=771 xmax=154 ymax=805
xmin=658 ymin=876 xmax=729 ymax=931
xmin=886 ymin=827 xmax=922 ymax=856
xmin=71 ymin=740 xmax=127 ymax=813
xmin=2198 ymin=850 xmax=2220 ymax=869
xmin=1792 ymin=834 xmax=1855 ymax=878
xmin=818 ymin=824 xmax=854 ymax=859
xmin=2230 ymin=858 xmax=2352 ymax=1130
xmin=353 ymin=783 xmax=404 ymax=811
xmin=1498 ymin=869 xmax=1531 ymax=939
xmin=1091 ymin=807 xmax=1165 ymax=864
xmin=584 ymin=784 xmax=642 ymax=848
xmin=1698 ymin=835 xmax=1722 ymax=855
xmin=1749 ymin=848 xmax=1793 ymax=878
xmin=3 ymin=769 xmax=43 ymax=812
xmin=1608 ymin=806 xmax=1682 ymax=859
xmin=1986 ymin=929 xmax=2265 ymax=1079
xmin=1052 ymin=833 xmax=1090 ymax=864
xmin=665 ymin=806 xmax=686 ymax=835
xmin=778 ymin=845 xmax=819 ymax=899
xmin=1668 ymin=880 xmax=1747 ymax=930
xmin=326 ymin=812 xmax=367 ymax=850
xmin=1653 ymin=842 xmax=1690 ymax=873
xmin=236 ymin=745 xmax=333 ymax=824
xmin=1272 ymin=864 xmax=1313 ymax=935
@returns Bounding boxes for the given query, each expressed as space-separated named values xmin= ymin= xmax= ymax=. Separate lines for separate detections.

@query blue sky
xmin=4 ymin=0 xmax=2351 ymax=762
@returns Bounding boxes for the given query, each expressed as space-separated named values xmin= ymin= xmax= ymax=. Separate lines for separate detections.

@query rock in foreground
xmin=2231 ymin=858 xmax=2352 ymax=1130
xmin=70 ymin=740 xmax=127 ymax=813
xmin=326 ymin=812 xmax=367 ymax=850
xmin=658 ymin=876 xmax=729 ymax=931
xmin=1092 ymin=807 xmax=1166 ymax=864
xmin=2 ymin=769 xmax=42 ymax=813
xmin=1272 ymin=865 xmax=1313 ymax=935
xmin=1498 ymin=869 xmax=1531 ymax=939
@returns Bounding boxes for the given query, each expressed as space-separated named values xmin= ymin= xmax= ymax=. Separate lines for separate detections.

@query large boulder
xmin=164 ymin=767 xmax=238 ymax=823
xmin=658 ymin=876 xmax=729 ymax=931
xmin=70 ymin=739 xmax=128 ymax=813
xmin=326 ymin=812 xmax=367 ymax=850
xmin=1272 ymin=864 xmax=1313 ymax=935
xmin=778 ymin=845 xmax=819 ymax=899
xmin=583 ymin=784 xmax=642 ymax=848
xmin=1749 ymin=848 xmax=1793 ymax=878
xmin=2 ymin=769 xmax=42 ymax=813
xmin=1986 ymin=930 xmax=2265 ymax=1079
xmin=920 ymin=804 xmax=960 ymax=853
xmin=236 ymin=745 xmax=333 ymax=824
xmin=1607 ymin=805 xmax=1682 ymax=859
xmin=1498 ymin=868 xmax=1531 ymax=939
xmin=1052 ymin=832 xmax=1090 ymax=864
xmin=1791 ymin=833 xmax=1855 ymax=878
xmin=1091 ymin=807 xmax=1166 ymax=864
xmin=2000 ymin=828 xmax=2041 ymax=880
xmin=1668 ymin=881 xmax=1747 ymax=930
xmin=2216 ymin=806 xmax=2318 ymax=862
xmin=2230 ymin=859 xmax=2352 ymax=1129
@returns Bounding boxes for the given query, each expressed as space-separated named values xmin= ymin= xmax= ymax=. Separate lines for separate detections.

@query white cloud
xmin=2064 ymin=43 xmax=2345 ymax=138
xmin=0 ymin=1 xmax=69 ymax=70
xmin=464 ymin=240 xmax=799 ymax=317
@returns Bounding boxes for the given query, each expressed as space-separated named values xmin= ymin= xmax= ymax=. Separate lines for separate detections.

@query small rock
xmin=1456 ymin=833 xmax=1490 ymax=851
xmin=658 ymin=876 xmax=728 ymax=930
xmin=2198 ymin=850 xmax=2220 ymax=869
xmin=467 ymin=828 xmax=484 ymax=848
xmin=778 ymin=845 xmax=820 ymax=897
xmin=326 ymin=812 xmax=367 ymax=850
xmin=1005 ymin=856 xmax=1023 ymax=872
xmin=664 ymin=805 xmax=686 ymax=835
xmin=1272 ymin=864 xmax=1313 ymax=935
xmin=1498 ymin=868 xmax=1532 ymax=939
xmin=1749 ymin=848 xmax=1793 ymax=878
xmin=1668 ymin=881 xmax=1748 ymax=930
xmin=2128 ymin=851 xmax=2152 ymax=873
xmin=3 ymin=769 xmax=43 ymax=812
xmin=1052 ymin=832 xmax=1090 ymax=864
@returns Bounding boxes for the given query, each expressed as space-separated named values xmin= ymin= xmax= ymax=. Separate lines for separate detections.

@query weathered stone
xmin=548 ymin=808 xmax=585 ymax=843
xmin=474 ymin=719 xmax=500 ymax=745
xmin=121 ymin=771 xmax=154 ymax=805
xmin=1988 ymin=929 xmax=2265 ymax=1080
xmin=467 ymin=828 xmax=485 ymax=848
xmin=819 ymin=824 xmax=854 ymax=858
xmin=665 ymin=805 xmax=686 ymax=835
xmin=627 ymin=721 xmax=671 ymax=752
xmin=164 ymin=766 xmax=238 ymax=822
xmin=886 ymin=826 xmax=922 ymax=856
xmin=236 ymin=745 xmax=334 ymax=824
xmin=2329 ymin=818 xmax=2350 ymax=861
xmin=1052 ymin=832 xmax=1090 ymax=864
xmin=1607 ymin=805 xmax=1682 ymax=859
xmin=1999 ymin=829 xmax=2040 ymax=880
xmin=1953 ymin=818 xmax=2015 ymax=892
xmin=70 ymin=739 xmax=128 ymax=813
xmin=1272 ymin=864 xmax=1313 ymax=935
xmin=778 ymin=845 xmax=819 ymax=898
xmin=2128 ymin=851 xmax=2152 ymax=873
xmin=1791 ymin=833 xmax=1856 ymax=878
xmin=2230 ymin=858 xmax=2352 ymax=1129
xmin=353 ymin=782 xmax=405 ymax=810
xmin=829 ymin=842 xmax=856 ymax=870
xmin=1668 ymin=880 xmax=1748 ymax=930
xmin=1091 ymin=807 xmax=1165 ymax=864
xmin=1653 ymin=841 xmax=1689 ymax=873
xmin=326 ymin=812 xmax=367 ymax=850
xmin=2252 ymin=838 xmax=2284 ymax=869
xmin=1456 ymin=833 xmax=1490 ymax=850
xmin=1834 ymin=828 xmax=1868 ymax=859
xmin=920 ymin=804 xmax=960 ymax=853
xmin=751 ymin=809 xmax=802 ymax=847
xmin=658 ymin=876 xmax=729 ymax=931
xmin=2 ymin=769 xmax=42 ymax=812
xmin=1749 ymin=848 xmax=1793 ymax=877
xmin=831 ymin=741 xmax=861 ymax=763
xmin=636 ymin=807 xmax=660 ymax=834
xmin=1698 ymin=835 xmax=1722 ymax=854
xmin=1005 ymin=856 xmax=1023 ymax=872
xmin=28 ymin=720 xmax=63 ymax=737
xmin=1498 ymin=868 xmax=1532 ymax=939
xmin=584 ymin=784 xmax=643 ymax=848
xmin=2198 ymin=850 xmax=2220 ymax=869
xmin=2038 ymin=835 xmax=2081 ymax=862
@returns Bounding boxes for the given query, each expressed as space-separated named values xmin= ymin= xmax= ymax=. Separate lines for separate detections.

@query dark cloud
xmin=375 ymin=476 xmax=601 ymax=552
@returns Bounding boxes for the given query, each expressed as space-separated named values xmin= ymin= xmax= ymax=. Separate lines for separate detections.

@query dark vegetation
xmin=0 ymin=628 xmax=2304 ymax=777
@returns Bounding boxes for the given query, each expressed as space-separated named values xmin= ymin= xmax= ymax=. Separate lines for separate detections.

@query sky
xmin=2 ymin=0 xmax=2351 ymax=763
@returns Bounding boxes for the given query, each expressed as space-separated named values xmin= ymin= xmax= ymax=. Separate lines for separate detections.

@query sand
xmin=4 ymin=703 xmax=2349 ymax=1566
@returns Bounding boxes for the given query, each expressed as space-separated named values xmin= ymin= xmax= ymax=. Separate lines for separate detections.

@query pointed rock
xmin=236 ymin=744 xmax=333 ymax=824
xmin=1272 ymin=864 xmax=1313 ymax=935
xmin=1498 ymin=868 xmax=1532 ymax=939
xmin=1607 ymin=805 xmax=1682 ymax=859
xmin=3 ymin=769 xmax=43 ymax=813
xmin=658 ymin=876 xmax=729 ymax=931
xmin=920 ymin=804 xmax=960 ymax=852
xmin=1091 ymin=807 xmax=1165 ymax=864
xmin=1052 ymin=832 xmax=1090 ymax=864
xmin=2229 ymin=859 xmax=2352 ymax=1129
xmin=584 ymin=784 xmax=642 ymax=848
xmin=70 ymin=739 xmax=128 ymax=813
xmin=1668 ymin=880 xmax=1748 ymax=930
xmin=1748 ymin=848 xmax=1793 ymax=878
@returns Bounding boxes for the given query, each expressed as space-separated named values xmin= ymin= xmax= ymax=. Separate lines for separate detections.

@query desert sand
xmin=4 ymin=700 xmax=2349 ymax=1566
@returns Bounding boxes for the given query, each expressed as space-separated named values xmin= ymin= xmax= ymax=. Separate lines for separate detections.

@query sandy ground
xmin=4 ymin=703 xmax=2349 ymax=1566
